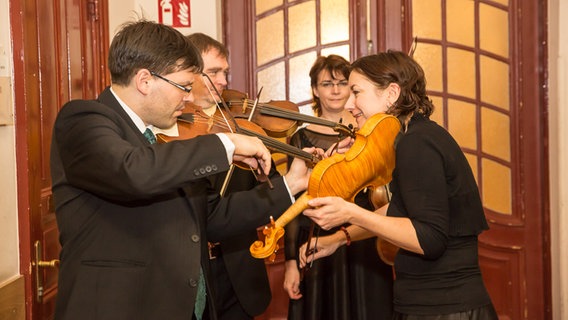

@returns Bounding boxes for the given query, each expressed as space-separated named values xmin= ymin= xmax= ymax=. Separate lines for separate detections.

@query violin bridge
xmin=207 ymin=118 xmax=214 ymax=132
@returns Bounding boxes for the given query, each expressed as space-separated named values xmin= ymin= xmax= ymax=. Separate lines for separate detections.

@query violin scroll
xmin=250 ymin=217 xmax=285 ymax=262
xmin=250 ymin=192 xmax=313 ymax=261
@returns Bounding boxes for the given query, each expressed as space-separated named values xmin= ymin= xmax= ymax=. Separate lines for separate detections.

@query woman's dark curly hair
xmin=350 ymin=50 xmax=434 ymax=119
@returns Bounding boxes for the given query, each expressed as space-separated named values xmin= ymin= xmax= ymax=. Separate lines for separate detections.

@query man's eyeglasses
xmin=150 ymin=71 xmax=192 ymax=94
xmin=318 ymin=80 xmax=349 ymax=89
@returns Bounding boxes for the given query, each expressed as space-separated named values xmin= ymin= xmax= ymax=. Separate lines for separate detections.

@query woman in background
xmin=283 ymin=54 xmax=394 ymax=320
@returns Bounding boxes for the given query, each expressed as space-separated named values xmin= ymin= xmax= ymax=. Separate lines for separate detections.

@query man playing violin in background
xmin=182 ymin=32 xmax=284 ymax=319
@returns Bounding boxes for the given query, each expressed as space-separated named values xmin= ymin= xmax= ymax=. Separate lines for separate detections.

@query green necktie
xmin=194 ymin=268 xmax=206 ymax=319
xmin=143 ymin=128 xmax=156 ymax=144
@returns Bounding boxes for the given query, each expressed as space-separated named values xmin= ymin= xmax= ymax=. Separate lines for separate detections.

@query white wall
xmin=0 ymin=0 xmax=20 ymax=286
xmin=548 ymin=0 xmax=568 ymax=318
xmin=109 ymin=0 xmax=222 ymax=40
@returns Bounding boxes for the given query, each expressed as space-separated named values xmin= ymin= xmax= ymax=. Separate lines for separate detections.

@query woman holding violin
xmin=283 ymin=55 xmax=394 ymax=320
xmin=301 ymin=51 xmax=498 ymax=320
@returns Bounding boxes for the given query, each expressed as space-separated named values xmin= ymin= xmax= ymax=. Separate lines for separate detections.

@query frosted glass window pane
xmin=480 ymin=55 xmax=509 ymax=110
xmin=447 ymin=48 xmax=476 ymax=99
xmin=482 ymin=159 xmax=512 ymax=215
xmin=289 ymin=52 xmax=318 ymax=103
xmin=429 ymin=96 xmax=444 ymax=125
xmin=464 ymin=153 xmax=479 ymax=184
xmin=480 ymin=4 xmax=509 ymax=58
xmin=481 ymin=107 xmax=510 ymax=161
xmin=413 ymin=44 xmax=443 ymax=92
xmin=321 ymin=0 xmax=349 ymax=44
xmin=258 ymin=62 xmax=286 ymax=101
xmin=321 ymin=45 xmax=351 ymax=62
xmin=412 ymin=0 xmax=442 ymax=40
xmin=447 ymin=0 xmax=474 ymax=47
xmin=448 ymin=99 xmax=477 ymax=150
xmin=256 ymin=0 xmax=283 ymax=15
xmin=289 ymin=1 xmax=316 ymax=53
xmin=256 ymin=12 xmax=284 ymax=66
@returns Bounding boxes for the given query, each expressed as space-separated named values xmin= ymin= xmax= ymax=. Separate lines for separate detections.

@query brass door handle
xmin=33 ymin=241 xmax=60 ymax=302
xmin=36 ymin=259 xmax=60 ymax=268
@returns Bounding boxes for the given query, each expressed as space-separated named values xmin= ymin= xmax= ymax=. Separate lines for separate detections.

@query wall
xmin=548 ymin=0 xmax=568 ymax=318
xmin=109 ymin=0 xmax=222 ymax=40
xmin=0 ymin=0 xmax=20 ymax=287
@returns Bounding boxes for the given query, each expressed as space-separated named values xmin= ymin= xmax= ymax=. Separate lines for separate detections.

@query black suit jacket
xmin=207 ymin=165 xmax=283 ymax=316
xmin=50 ymin=87 xmax=293 ymax=320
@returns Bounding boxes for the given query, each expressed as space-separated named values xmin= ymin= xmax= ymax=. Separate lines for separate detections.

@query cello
xmin=249 ymin=112 xmax=401 ymax=262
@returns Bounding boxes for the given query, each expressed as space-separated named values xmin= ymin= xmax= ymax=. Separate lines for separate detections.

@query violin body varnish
xmin=250 ymin=113 xmax=401 ymax=260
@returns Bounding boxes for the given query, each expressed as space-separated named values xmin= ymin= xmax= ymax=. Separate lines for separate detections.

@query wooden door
xmin=390 ymin=1 xmax=550 ymax=318
xmin=10 ymin=0 xmax=108 ymax=318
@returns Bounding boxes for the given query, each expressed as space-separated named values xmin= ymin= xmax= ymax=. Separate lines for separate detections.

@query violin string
xmin=189 ymin=111 xmax=315 ymax=162
xmin=260 ymin=105 xmax=355 ymax=137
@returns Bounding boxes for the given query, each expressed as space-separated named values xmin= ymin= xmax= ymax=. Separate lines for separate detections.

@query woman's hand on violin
xmin=325 ymin=137 xmax=354 ymax=157
xmin=225 ymin=133 xmax=272 ymax=175
xmin=303 ymin=196 xmax=354 ymax=230
xmin=283 ymin=260 xmax=302 ymax=300
xmin=298 ymin=235 xmax=340 ymax=268
xmin=284 ymin=147 xmax=316 ymax=195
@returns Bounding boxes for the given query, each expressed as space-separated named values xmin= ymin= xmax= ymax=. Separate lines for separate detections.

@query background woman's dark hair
xmin=309 ymin=55 xmax=351 ymax=116
xmin=108 ymin=20 xmax=203 ymax=85
xmin=350 ymin=50 xmax=434 ymax=118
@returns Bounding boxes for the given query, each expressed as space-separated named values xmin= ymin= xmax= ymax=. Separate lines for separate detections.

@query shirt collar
xmin=110 ymin=87 xmax=152 ymax=133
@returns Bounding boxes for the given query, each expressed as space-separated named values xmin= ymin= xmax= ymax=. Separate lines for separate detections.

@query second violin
xmin=222 ymin=89 xmax=355 ymax=139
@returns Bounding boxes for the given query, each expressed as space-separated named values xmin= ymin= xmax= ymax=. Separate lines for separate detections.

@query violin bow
xmin=200 ymin=73 xmax=274 ymax=195
xmin=300 ymin=130 xmax=344 ymax=275
xmin=247 ymin=86 xmax=263 ymax=122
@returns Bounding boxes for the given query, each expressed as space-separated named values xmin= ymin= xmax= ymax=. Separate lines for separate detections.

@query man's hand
xmin=226 ymin=133 xmax=272 ymax=175
xmin=284 ymin=147 xmax=316 ymax=195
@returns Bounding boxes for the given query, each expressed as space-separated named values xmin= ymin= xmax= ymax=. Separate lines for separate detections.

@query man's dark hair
xmin=186 ymin=33 xmax=229 ymax=59
xmin=108 ymin=20 xmax=203 ymax=85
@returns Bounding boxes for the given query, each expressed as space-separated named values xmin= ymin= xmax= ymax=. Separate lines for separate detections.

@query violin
xmin=155 ymin=103 xmax=320 ymax=165
xmin=367 ymin=185 xmax=400 ymax=266
xmin=249 ymin=113 xmax=401 ymax=261
xmin=222 ymin=89 xmax=355 ymax=139
xmin=222 ymin=89 xmax=299 ymax=138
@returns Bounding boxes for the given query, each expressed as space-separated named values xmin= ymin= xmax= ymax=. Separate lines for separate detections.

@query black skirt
xmin=392 ymin=304 xmax=498 ymax=320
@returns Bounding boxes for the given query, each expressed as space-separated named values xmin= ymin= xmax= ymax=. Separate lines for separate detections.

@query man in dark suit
xmin=50 ymin=20 xmax=311 ymax=320
xmin=183 ymin=32 xmax=284 ymax=319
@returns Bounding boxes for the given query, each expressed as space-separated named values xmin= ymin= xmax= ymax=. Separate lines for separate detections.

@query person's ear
xmin=136 ymin=69 xmax=153 ymax=95
xmin=312 ymin=86 xmax=320 ymax=99
xmin=387 ymin=83 xmax=401 ymax=105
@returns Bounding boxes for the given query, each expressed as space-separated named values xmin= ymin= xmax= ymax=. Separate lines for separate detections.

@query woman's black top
xmin=387 ymin=114 xmax=493 ymax=315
